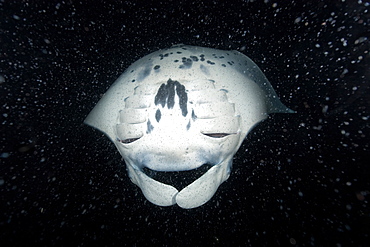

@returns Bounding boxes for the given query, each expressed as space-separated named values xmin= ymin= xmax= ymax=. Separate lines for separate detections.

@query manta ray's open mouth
xmin=142 ymin=163 xmax=214 ymax=190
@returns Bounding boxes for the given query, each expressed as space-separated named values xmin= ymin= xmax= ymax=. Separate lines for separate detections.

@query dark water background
xmin=1 ymin=0 xmax=369 ymax=246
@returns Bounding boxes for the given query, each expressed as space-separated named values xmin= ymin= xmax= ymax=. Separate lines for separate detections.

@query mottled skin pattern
xmin=85 ymin=44 xmax=293 ymax=208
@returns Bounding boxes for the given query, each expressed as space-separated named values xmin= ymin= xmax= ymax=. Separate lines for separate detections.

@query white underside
xmin=126 ymin=157 xmax=232 ymax=209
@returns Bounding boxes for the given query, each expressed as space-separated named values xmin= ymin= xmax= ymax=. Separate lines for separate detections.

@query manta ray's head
xmin=114 ymin=78 xmax=244 ymax=208
xmin=85 ymin=44 xmax=293 ymax=209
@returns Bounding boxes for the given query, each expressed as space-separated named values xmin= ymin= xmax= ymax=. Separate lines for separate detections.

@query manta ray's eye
xmin=119 ymin=138 xmax=141 ymax=144
xmin=203 ymin=133 xmax=231 ymax=138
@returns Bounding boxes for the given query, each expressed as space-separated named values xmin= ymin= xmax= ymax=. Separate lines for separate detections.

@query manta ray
xmin=85 ymin=44 xmax=293 ymax=209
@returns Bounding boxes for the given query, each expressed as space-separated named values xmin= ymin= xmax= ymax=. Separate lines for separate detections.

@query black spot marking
xmin=155 ymin=109 xmax=161 ymax=122
xmin=154 ymin=65 xmax=160 ymax=70
xmin=176 ymin=82 xmax=188 ymax=116
xmin=191 ymin=109 xmax=197 ymax=120
xmin=200 ymin=54 xmax=205 ymax=61
xmin=207 ymin=60 xmax=215 ymax=65
xmin=200 ymin=64 xmax=209 ymax=75
xmin=154 ymin=79 xmax=188 ymax=117
xmin=177 ymin=51 xmax=182 ymax=54
xmin=174 ymin=59 xmax=179 ymax=62
xmin=155 ymin=84 xmax=168 ymax=108
xmin=221 ymin=64 xmax=226 ymax=67
xmin=219 ymin=56 xmax=225 ymax=59
xmin=179 ymin=57 xmax=193 ymax=69
xmin=131 ymin=79 xmax=136 ymax=82
xmin=227 ymin=61 xmax=234 ymax=66
xmin=190 ymin=56 xmax=199 ymax=61
xmin=147 ymin=119 xmax=154 ymax=134
xmin=167 ymin=84 xmax=176 ymax=108
xmin=159 ymin=53 xmax=169 ymax=60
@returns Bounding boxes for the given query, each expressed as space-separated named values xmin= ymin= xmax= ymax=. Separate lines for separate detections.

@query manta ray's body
xmin=85 ymin=44 xmax=293 ymax=209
